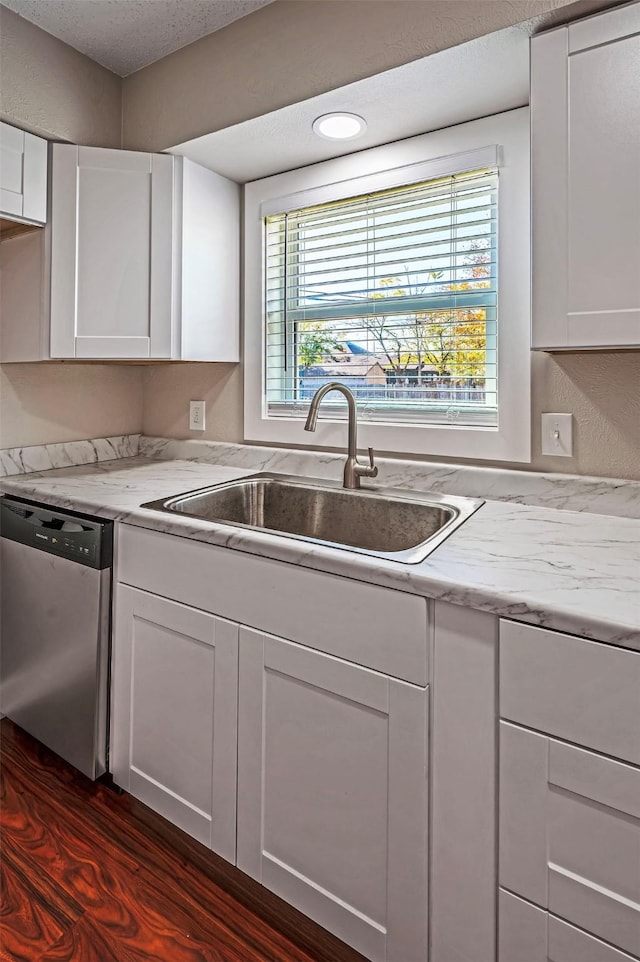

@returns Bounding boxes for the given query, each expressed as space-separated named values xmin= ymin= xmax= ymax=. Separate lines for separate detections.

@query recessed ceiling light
xmin=312 ymin=112 xmax=367 ymax=141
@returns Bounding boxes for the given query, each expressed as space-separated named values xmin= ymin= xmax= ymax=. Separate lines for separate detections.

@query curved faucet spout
xmin=304 ymin=382 xmax=378 ymax=489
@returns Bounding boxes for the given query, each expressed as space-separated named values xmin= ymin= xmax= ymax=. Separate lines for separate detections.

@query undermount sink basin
xmin=142 ymin=473 xmax=483 ymax=564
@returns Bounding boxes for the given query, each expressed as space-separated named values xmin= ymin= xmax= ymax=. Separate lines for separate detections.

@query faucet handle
xmin=366 ymin=447 xmax=378 ymax=477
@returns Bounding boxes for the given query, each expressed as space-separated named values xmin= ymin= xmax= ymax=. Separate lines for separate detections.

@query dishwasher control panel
xmin=0 ymin=497 xmax=112 ymax=569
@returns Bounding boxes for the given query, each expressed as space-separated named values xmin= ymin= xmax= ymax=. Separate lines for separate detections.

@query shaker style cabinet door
xmin=236 ymin=627 xmax=429 ymax=962
xmin=111 ymin=586 xmax=238 ymax=863
xmin=0 ymin=121 xmax=47 ymax=225
xmin=531 ymin=4 xmax=640 ymax=349
xmin=50 ymin=145 xmax=174 ymax=359
xmin=500 ymin=722 xmax=640 ymax=958
xmin=499 ymin=889 xmax=638 ymax=962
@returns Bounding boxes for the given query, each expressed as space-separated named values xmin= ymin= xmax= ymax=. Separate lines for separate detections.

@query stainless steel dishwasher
xmin=0 ymin=495 xmax=113 ymax=779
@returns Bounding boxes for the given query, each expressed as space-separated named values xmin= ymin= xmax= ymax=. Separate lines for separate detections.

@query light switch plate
xmin=541 ymin=413 xmax=572 ymax=457
xmin=189 ymin=400 xmax=206 ymax=431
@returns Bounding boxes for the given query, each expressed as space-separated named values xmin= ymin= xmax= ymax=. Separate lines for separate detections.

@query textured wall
xmin=131 ymin=0 xmax=640 ymax=481
xmin=122 ymin=0 xmax=591 ymax=152
xmin=3 ymin=0 xmax=637 ymax=477
xmin=142 ymin=363 xmax=243 ymax=444
xmin=0 ymin=364 xmax=143 ymax=449
xmin=531 ymin=352 xmax=640 ymax=479
xmin=0 ymin=6 xmax=122 ymax=146
xmin=0 ymin=9 xmax=140 ymax=451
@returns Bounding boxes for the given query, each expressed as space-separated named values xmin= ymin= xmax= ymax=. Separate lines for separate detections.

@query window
xmin=245 ymin=109 xmax=530 ymax=462
xmin=265 ymin=168 xmax=497 ymax=427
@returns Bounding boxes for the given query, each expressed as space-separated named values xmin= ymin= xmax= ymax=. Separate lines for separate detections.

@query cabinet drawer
xmin=500 ymin=722 xmax=640 ymax=957
xmin=499 ymin=889 xmax=638 ymax=962
xmin=118 ymin=524 xmax=428 ymax=684
xmin=500 ymin=619 xmax=640 ymax=764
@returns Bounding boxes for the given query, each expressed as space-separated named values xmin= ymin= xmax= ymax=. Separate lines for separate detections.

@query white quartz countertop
xmin=2 ymin=456 xmax=639 ymax=650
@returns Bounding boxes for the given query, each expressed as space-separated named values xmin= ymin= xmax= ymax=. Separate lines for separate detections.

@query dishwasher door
xmin=0 ymin=498 xmax=112 ymax=779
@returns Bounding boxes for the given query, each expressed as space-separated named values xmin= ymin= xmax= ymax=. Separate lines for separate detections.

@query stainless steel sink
xmin=142 ymin=473 xmax=483 ymax=564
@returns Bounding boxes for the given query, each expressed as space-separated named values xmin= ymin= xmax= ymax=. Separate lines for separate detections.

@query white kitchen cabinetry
xmin=50 ymin=145 xmax=239 ymax=360
xmin=237 ymin=627 xmax=428 ymax=962
xmin=500 ymin=723 xmax=640 ymax=957
xmin=498 ymin=619 xmax=640 ymax=960
xmin=499 ymin=889 xmax=638 ymax=962
xmin=500 ymin=619 xmax=640 ymax=765
xmin=0 ymin=121 xmax=47 ymax=227
xmin=111 ymin=585 xmax=238 ymax=863
xmin=531 ymin=3 xmax=640 ymax=349
xmin=430 ymin=603 xmax=499 ymax=962
xmin=113 ymin=523 xmax=429 ymax=961
xmin=50 ymin=146 xmax=173 ymax=359
xmin=1 ymin=143 xmax=239 ymax=362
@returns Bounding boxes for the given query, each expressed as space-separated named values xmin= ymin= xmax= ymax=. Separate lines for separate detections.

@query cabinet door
xmin=50 ymin=145 xmax=173 ymax=359
xmin=532 ymin=7 xmax=640 ymax=349
xmin=0 ymin=122 xmax=47 ymax=224
xmin=499 ymin=889 xmax=638 ymax=962
xmin=500 ymin=722 xmax=640 ymax=957
xmin=237 ymin=628 xmax=428 ymax=962
xmin=111 ymin=586 xmax=238 ymax=862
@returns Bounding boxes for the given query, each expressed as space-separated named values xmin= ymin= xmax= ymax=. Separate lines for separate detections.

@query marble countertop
xmin=2 ymin=456 xmax=639 ymax=650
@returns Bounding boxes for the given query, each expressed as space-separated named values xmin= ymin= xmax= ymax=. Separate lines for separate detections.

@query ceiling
xmin=170 ymin=21 xmax=531 ymax=183
xmin=0 ymin=0 xmax=275 ymax=76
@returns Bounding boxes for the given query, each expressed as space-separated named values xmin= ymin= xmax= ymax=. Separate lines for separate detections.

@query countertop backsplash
xmin=139 ymin=436 xmax=640 ymax=520
xmin=0 ymin=435 xmax=140 ymax=478
xmin=2 ymin=433 xmax=640 ymax=520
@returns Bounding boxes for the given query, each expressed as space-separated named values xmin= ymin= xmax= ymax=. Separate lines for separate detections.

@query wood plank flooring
xmin=0 ymin=719 xmax=367 ymax=962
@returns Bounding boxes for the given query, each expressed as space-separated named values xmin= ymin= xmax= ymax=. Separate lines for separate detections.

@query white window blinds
xmin=265 ymin=167 xmax=498 ymax=426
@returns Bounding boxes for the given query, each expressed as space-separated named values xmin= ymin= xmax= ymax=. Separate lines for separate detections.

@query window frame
xmin=244 ymin=108 xmax=531 ymax=462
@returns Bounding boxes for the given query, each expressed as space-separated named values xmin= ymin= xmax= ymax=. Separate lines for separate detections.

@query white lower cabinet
xmin=112 ymin=526 xmax=430 ymax=962
xmin=110 ymin=533 xmax=637 ymax=962
xmin=236 ymin=627 xmax=429 ymax=962
xmin=499 ymin=889 xmax=638 ymax=962
xmin=500 ymin=721 xmax=640 ymax=958
xmin=111 ymin=586 xmax=238 ymax=863
xmin=499 ymin=619 xmax=640 ymax=962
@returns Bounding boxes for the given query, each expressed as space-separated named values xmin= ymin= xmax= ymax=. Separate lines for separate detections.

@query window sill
xmin=244 ymin=414 xmax=531 ymax=463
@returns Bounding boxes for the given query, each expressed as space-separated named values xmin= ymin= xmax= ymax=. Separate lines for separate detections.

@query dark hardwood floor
xmin=0 ymin=719 xmax=367 ymax=962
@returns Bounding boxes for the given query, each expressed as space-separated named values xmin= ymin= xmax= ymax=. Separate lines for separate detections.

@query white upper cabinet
xmin=51 ymin=146 xmax=173 ymax=359
xmin=0 ymin=122 xmax=47 ymax=227
xmin=531 ymin=3 xmax=640 ymax=350
xmin=49 ymin=144 xmax=239 ymax=361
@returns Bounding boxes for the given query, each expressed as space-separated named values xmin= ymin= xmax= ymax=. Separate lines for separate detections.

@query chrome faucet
xmin=304 ymin=382 xmax=378 ymax=489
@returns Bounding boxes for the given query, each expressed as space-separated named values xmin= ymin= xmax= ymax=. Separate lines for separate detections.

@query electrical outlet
xmin=189 ymin=400 xmax=206 ymax=431
xmin=541 ymin=413 xmax=573 ymax=457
